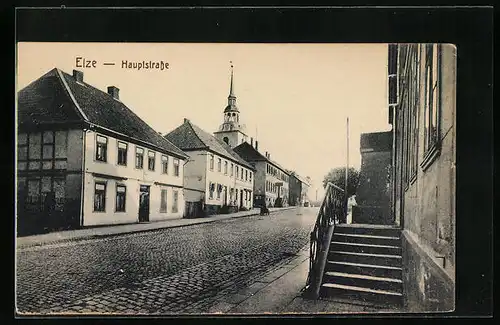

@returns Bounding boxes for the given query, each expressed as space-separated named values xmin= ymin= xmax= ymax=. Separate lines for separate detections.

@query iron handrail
xmin=304 ymin=182 xmax=346 ymax=299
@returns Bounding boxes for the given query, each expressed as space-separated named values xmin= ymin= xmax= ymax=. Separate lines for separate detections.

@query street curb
xmin=224 ymin=245 xmax=311 ymax=313
xmin=17 ymin=207 xmax=297 ymax=249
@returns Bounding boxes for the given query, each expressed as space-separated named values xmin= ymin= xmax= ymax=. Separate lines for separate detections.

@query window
xmin=115 ymin=185 xmax=126 ymax=212
xmin=22 ymin=177 xmax=66 ymax=213
xmin=209 ymin=182 xmax=215 ymax=199
xmin=117 ymin=142 xmax=128 ymax=166
xmin=224 ymin=161 xmax=228 ymax=175
xmin=235 ymin=166 xmax=239 ymax=178
xmin=172 ymin=190 xmax=179 ymax=213
xmin=94 ymin=182 xmax=106 ymax=212
xmin=148 ymin=150 xmax=156 ymax=171
xmin=249 ymin=172 xmax=252 ymax=182
xmin=96 ymin=135 xmax=108 ymax=162
xmin=230 ymin=163 xmax=234 ymax=176
xmin=408 ymin=45 xmax=420 ymax=182
xmin=209 ymin=154 xmax=214 ymax=171
xmin=422 ymin=44 xmax=441 ymax=169
xmin=135 ymin=147 xmax=144 ymax=169
xmin=17 ymin=133 xmax=28 ymax=171
xmin=241 ymin=168 xmax=244 ymax=180
xmin=160 ymin=189 xmax=168 ymax=213
xmin=245 ymin=170 xmax=248 ymax=181
xmin=217 ymin=158 xmax=222 ymax=172
xmin=19 ymin=131 xmax=68 ymax=171
xmin=216 ymin=183 xmax=221 ymax=199
xmin=173 ymin=158 xmax=180 ymax=176
xmin=161 ymin=155 xmax=169 ymax=174
xmin=42 ymin=131 xmax=54 ymax=168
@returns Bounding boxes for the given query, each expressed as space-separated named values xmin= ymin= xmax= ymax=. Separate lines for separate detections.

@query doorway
xmin=240 ymin=189 xmax=243 ymax=208
xmin=139 ymin=185 xmax=150 ymax=222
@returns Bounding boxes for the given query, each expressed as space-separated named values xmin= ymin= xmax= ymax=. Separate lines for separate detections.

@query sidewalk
xmin=16 ymin=206 xmax=296 ymax=249
xmin=207 ymin=246 xmax=406 ymax=315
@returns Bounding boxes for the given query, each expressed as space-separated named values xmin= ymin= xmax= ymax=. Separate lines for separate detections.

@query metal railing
xmin=304 ymin=182 xmax=346 ymax=299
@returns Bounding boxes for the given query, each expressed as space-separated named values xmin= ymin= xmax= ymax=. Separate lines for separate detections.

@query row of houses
xmin=16 ymin=67 xmax=310 ymax=235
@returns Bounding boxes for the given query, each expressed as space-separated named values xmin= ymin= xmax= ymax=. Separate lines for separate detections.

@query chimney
xmin=250 ymin=137 xmax=254 ymax=146
xmin=184 ymin=118 xmax=189 ymax=124
xmin=73 ymin=70 xmax=83 ymax=83
xmin=255 ymin=141 xmax=259 ymax=151
xmin=265 ymin=151 xmax=268 ymax=158
xmin=107 ymin=86 xmax=120 ymax=100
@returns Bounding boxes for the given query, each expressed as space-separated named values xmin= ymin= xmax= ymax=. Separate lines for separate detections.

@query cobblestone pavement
xmin=16 ymin=207 xmax=318 ymax=315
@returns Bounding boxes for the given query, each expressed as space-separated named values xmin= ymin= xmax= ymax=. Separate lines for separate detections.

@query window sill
xmin=421 ymin=144 xmax=441 ymax=172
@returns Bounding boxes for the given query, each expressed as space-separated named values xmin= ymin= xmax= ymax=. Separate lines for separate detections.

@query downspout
xmin=79 ymin=129 xmax=87 ymax=228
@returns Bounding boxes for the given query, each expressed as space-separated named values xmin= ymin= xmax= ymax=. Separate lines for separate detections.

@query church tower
xmin=213 ymin=63 xmax=248 ymax=148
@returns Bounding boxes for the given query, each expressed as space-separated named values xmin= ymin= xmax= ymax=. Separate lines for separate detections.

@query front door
xmin=240 ymin=189 xmax=243 ymax=208
xmin=139 ymin=185 xmax=150 ymax=222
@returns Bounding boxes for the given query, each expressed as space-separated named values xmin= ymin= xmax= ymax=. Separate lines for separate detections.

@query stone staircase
xmin=320 ymin=224 xmax=403 ymax=306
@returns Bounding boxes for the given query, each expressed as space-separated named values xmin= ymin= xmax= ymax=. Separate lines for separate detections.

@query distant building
xmin=288 ymin=172 xmax=311 ymax=206
xmin=352 ymin=131 xmax=393 ymax=224
xmin=16 ymin=68 xmax=188 ymax=235
xmin=165 ymin=119 xmax=255 ymax=215
xmin=233 ymin=142 xmax=290 ymax=208
xmin=389 ymin=43 xmax=456 ymax=311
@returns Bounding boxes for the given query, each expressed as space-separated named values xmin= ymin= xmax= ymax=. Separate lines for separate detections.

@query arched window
xmin=223 ymin=137 xmax=229 ymax=144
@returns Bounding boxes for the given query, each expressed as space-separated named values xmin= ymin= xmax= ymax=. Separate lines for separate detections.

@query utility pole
xmin=345 ymin=117 xmax=349 ymax=223
xmin=345 ymin=117 xmax=349 ymax=196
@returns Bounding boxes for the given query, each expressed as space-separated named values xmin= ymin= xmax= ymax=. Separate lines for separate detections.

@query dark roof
xmin=360 ymin=131 xmax=393 ymax=152
xmin=291 ymin=172 xmax=310 ymax=186
xmin=224 ymin=104 xmax=239 ymax=113
xmin=17 ymin=68 xmax=188 ymax=159
xmin=233 ymin=142 xmax=290 ymax=175
xmin=165 ymin=119 xmax=255 ymax=170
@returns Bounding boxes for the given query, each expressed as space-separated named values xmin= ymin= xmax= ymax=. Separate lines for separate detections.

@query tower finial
xmin=229 ymin=61 xmax=235 ymax=97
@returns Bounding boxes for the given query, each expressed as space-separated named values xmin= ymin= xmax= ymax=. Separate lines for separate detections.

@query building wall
xmin=391 ymin=44 xmax=456 ymax=312
xmin=301 ymin=184 xmax=310 ymax=204
xmin=214 ymin=130 xmax=247 ymax=149
xmin=82 ymin=130 xmax=185 ymax=226
xmin=354 ymin=148 xmax=392 ymax=224
xmin=183 ymin=150 xmax=208 ymax=202
xmin=252 ymin=160 xmax=267 ymax=207
xmin=17 ymin=128 xmax=84 ymax=234
xmin=264 ymin=162 xmax=290 ymax=207
xmin=288 ymin=175 xmax=303 ymax=206
xmin=204 ymin=151 xmax=254 ymax=213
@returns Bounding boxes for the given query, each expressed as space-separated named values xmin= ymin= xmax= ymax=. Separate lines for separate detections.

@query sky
xmin=17 ymin=42 xmax=391 ymax=200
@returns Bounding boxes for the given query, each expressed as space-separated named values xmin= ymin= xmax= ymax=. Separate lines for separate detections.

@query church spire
xmin=229 ymin=61 xmax=235 ymax=97
xmin=227 ymin=61 xmax=237 ymax=107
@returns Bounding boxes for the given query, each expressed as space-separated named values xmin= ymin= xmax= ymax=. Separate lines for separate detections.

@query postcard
xmin=15 ymin=41 xmax=456 ymax=315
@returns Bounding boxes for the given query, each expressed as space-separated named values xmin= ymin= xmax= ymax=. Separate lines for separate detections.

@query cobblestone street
xmin=16 ymin=207 xmax=318 ymax=314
